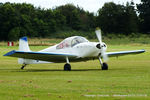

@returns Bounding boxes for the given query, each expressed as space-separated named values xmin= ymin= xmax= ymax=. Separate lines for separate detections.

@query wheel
xmin=64 ymin=63 xmax=71 ymax=71
xmin=21 ymin=65 xmax=25 ymax=69
xmin=102 ymin=63 xmax=108 ymax=70
xmin=20 ymin=64 xmax=27 ymax=69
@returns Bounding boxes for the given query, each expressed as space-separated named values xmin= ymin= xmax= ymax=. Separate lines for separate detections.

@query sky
xmin=1 ymin=0 xmax=141 ymax=13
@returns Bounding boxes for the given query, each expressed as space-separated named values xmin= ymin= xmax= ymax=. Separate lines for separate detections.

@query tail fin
xmin=18 ymin=37 xmax=51 ymax=64
xmin=18 ymin=36 xmax=31 ymax=64
xmin=19 ymin=36 xmax=30 ymax=51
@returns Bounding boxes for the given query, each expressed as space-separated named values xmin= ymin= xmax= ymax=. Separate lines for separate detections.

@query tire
xmin=21 ymin=65 xmax=25 ymax=69
xmin=64 ymin=63 xmax=71 ymax=71
xmin=102 ymin=63 xmax=108 ymax=70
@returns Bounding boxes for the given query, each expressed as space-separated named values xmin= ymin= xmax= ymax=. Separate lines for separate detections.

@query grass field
xmin=0 ymin=43 xmax=150 ymax=100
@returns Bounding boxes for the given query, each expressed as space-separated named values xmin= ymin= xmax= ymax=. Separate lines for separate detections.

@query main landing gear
xmin=64 ymin=63 xmax=71 ymax=71
xmin=21 ymin=64 xmax=27 ymax=69
xmin=98 ymin=57 xmax=108 ymax=70
xmin=64 ymin=57 xmax=71 ymax=71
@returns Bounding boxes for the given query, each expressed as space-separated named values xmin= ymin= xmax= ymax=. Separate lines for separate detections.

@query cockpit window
xmin=56 ymin=40 xmax=70 ymax=49
xmin=56 ymin=36 xmax=88 ymax=49
xmin=71 ymin=37 xmax=88 ymax=47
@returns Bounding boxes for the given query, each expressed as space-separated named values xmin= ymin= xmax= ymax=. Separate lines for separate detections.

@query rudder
xmin=19 ymin=36 xmax=30 ymax=51
xmin=18 ymin=36 xmax=31 ymax=64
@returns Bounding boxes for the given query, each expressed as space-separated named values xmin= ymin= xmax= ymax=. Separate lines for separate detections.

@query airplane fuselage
xmin=39 ymin=41 xmax=106 ymax=62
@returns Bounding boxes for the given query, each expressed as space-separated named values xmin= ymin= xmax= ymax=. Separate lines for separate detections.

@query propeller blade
xmin=95 ymin=27 xmax=102 ymax=44
xmin=95 ymin=27 xmax=109 ymax=62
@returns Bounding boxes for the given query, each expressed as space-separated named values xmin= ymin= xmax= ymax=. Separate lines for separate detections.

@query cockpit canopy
xmin=56 ymin=36 xmax=89 ymax=49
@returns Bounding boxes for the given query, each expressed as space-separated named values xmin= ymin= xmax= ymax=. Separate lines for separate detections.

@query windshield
xmin=71 ymin=37 xmax=88 ymax=47
xmin=56 ymin=36 xmax=88 ymax=49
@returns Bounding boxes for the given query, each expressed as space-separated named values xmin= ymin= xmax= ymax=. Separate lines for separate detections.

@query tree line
xmin=0 ymin=1 xmax=150 ymax=41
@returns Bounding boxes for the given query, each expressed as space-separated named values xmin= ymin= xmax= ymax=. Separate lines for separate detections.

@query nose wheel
xmin=102 ymin=63 xmax=108 ymax=70
xmin=98 ymin=57 xmax=108 ymax=70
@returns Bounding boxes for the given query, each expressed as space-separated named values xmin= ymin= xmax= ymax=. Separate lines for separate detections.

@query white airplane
xmin=4 ymin=28 xmax=145 ymax=70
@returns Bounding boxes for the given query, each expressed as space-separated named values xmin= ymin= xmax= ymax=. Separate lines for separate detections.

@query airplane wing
xmin=3 ymin=50 xmax=77 ymax=63
xmin=106 ymin=49 xmax=145 ymax=57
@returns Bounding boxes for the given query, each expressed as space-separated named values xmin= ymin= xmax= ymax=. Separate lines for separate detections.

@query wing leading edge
xmin=4 ymin=50 xmax=77 ymax=63
xmin=106 ymin=49 xmax=145 ymax=57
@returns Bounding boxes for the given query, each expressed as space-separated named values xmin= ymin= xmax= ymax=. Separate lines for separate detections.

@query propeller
xmin=95 ymin=27 xmax=108 ymax=62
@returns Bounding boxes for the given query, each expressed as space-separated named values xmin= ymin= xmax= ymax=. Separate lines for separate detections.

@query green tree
xmin=8 ymin=27 xmax=20 ymax=41
xmin=137 ymin=0 xmax=150 ymax=33
xmin=123 ymin=2 xmax=138 ymax=34
xmin=53 ymin=9 xmax=66 ymax=30
xmin=55 ymin=4 xmax=81 ymax=30
xmin=97 ymin=2 xmax=123 ymax=34
xmin=0 ymin=2 xmax=17 ymax=40
xmin=97 ymin=2 xmax=138 ymax=35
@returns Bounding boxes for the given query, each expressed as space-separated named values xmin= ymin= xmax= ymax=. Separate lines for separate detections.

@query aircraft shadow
xmin=0 ymin=65 xmax=133 ymax=72
xmin=16 ymin=69 xmax=103 ymax=72
xmin=0 ymin=68 xmax=109 ymax=72
xmin=0 ymin=68 xmax=129 ymax=72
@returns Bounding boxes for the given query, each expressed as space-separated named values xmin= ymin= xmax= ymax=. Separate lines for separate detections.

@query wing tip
xmin=140 ymin=49 xmax=145 ymax=52
xmin=3 ymin=50 xmax=16 ymax=56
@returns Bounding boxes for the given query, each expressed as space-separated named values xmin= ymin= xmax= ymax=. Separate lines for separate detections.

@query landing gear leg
xmin=21 ymin=64 xmax=27 ymax=69
xmin=98 ymin=57 xmax=108 ymax=70
xmin=64 ymin=57 xmax=71 ymax=71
